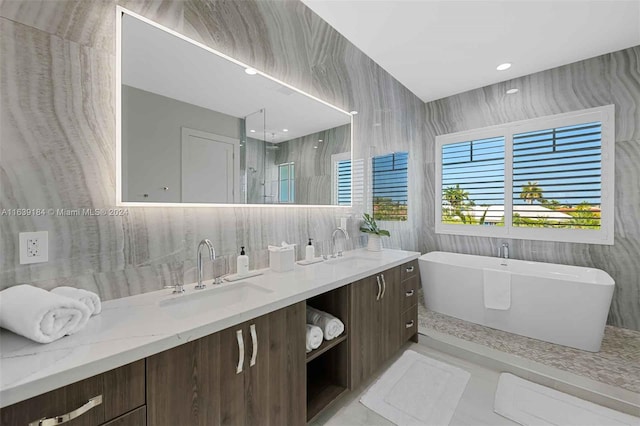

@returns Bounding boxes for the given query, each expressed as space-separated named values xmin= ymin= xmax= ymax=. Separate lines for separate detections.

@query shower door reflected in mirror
xmin=118 ymin=9 xmax=352 ymax=206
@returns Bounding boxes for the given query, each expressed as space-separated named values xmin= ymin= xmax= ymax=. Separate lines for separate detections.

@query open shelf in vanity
xmin=305 ymin=285 xmax=351 ymax=422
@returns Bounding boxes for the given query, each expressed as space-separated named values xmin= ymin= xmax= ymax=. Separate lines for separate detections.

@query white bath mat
xmin=494 ymin=373 xmax=640 ymax=426
xmin=360 ymin=350 xmax=471 ymax=425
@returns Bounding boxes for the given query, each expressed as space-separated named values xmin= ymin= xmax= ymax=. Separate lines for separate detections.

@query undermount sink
xmin=324 ymin=255 xmax=378 ymax=267
xmin=159 ymin=282 xmax=273 ymax=319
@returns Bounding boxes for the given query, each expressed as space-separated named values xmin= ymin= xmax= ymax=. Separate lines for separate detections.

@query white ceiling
xmin=122 ymin=14 xmax=350 ymax=143
xmin=302 ymin=0 xmax=640 ymax=102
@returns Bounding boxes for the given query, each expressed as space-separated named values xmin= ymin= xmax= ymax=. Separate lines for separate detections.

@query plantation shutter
xmin=336 ymin=159 xmax=352 ymax=205
xmin=441 ymin=137 xmax=505 ymax=225
xmin=512 ymin=122 xmax=602 ymax=229
xmin=372 ymin=152 xmax=408 ymax=221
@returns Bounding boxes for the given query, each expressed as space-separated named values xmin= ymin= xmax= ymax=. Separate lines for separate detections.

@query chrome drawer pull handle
xmin=405 ymin=289 xmax=415 ymax=297
xmin=406 ymin=266 xmax=414 ymax=273
xmin=376 ymin=275 xmax=382 ymax=301
xmin=250 ymin=324 xmax=258 ymax=367
xmin=29 ymin=395 xmax=103 ymax=426
xmin=236 ymin=329 xmax=244 ymax=374
xmin=380 ymin=274 xmax=387 ymax=299
xmin=405 ymin=320 xmax=414 ymax=329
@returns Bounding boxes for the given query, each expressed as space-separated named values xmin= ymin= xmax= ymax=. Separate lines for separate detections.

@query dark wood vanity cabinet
xmin=0 ymin=361 xmax=145 ymax=426
xmin=2 ymin=258 xmax=420 ymax=426
xmin=146 ymin=302 xmax=306 ymax=426
xmin=349 ymin=261 xmax=419 ymax=389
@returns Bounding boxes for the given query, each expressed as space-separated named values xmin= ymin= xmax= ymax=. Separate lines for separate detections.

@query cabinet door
xmin=350 ymin=275 xmax=383 ymax=389
xmin=379 ymin=266 xmax=402 ymax=360
xmin=218 ymin=324 xmax=248 ymax=426
xmin=147 ymin=332 xmax=224 ymax=426
xmin=244 ymin=302 xmax=306 ymax=426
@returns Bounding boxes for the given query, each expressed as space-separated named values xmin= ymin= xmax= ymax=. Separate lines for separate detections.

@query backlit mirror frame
xmin=115 ymin=6 xmax=354 ymax=207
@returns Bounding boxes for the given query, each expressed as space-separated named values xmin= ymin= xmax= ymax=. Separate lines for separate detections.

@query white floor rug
xmin=494 ymin=373 xmax=640 ymax=426
xmin=360 ymin=350 xmax=471 ymax=425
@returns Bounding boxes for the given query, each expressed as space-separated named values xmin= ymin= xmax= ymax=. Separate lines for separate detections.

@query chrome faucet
xmin=331 ymin=227 xmax=349 ymax=258
xmin=498 ymin=242 xmax=509 ymax=261
xmin=195 ymin=239 xmax=215 ymax=290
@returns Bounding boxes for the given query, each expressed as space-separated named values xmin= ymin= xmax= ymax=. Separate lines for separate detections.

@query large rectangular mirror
xmin=117 ymin=9 xmax=352 ymax=206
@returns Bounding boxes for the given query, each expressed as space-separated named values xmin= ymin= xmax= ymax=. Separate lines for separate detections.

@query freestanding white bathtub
xmin=418 ymin=251 xmax=615 ymax=352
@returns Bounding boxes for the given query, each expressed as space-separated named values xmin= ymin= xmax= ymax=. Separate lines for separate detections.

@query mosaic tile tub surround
xmin=417 ymin=290 xmax=640 ymax=394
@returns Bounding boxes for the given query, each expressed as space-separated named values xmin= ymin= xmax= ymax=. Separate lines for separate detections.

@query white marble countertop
xmin=0 ymin=248 xmax=420 ymax=407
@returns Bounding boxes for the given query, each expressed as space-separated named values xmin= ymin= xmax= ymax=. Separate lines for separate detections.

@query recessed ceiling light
xmin=245 ymin=68 xmax=257 ymax=75
xmin=318 ymin=139 xmax=323 ymax=142
xmin=506 ymin=88 xmax=519 ymax=94
xmin=496 ymin=63 xmax=512 ymax=71
xmin=350 ymin=110 xmax=358 ymax=115
xmin=283 ymin=128 xmax=289 ymax=132
xmin=250 ymin=129 xmax=256 ymax=133
xmin=313 ymin=146 xmax=318 ymax=149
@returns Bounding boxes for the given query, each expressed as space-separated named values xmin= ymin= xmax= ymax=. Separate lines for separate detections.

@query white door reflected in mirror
xmin=181 ymin=128 xmax=240 ymax=203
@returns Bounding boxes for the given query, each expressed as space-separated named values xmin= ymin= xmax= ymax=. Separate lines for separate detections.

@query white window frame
xmin=435 ymin=105 xmax=615 ymax=245
xmin=371 ymin=151 xmax=409 ymax=222
xmin=331 ymin=152 xmax=352 ymax=205
xmin=277 ymin=162 xmax=295 ymax=204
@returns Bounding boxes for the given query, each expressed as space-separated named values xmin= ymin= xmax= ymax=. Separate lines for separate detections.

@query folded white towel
xmin=483 ymin=268 xmax=511 ymax=310
xmin=51 ymin=286 xmax=101 ymax=316
xmin=0 ymin=285 xmax=91 ymax=344
xmin=306 ymin=306 xmax=345 ymax=341
xmin=306 ymin=324 xmax=323 ymax=353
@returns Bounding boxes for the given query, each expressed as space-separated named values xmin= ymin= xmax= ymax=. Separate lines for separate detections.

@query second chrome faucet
xmin=196 ymin=239 xmax=215 ymax=290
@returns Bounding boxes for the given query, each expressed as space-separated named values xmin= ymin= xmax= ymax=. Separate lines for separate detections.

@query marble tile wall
xmin=274 ymin=124 xmax=350 ymax=205
xmin=0 ymin=1 xmax=425 ymax=299
xmin=423 ymin=46 xmax=640 ymax=331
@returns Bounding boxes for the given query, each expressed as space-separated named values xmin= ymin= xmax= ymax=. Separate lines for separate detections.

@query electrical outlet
xmin=19 ymin=231 xmax=48 ymax=264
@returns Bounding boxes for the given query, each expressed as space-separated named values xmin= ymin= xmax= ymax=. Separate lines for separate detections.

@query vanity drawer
xmin=401 ymin=304 xmax=418 ymax=343
xmin=1 ymin=360 xmax=145 ymax=426
xmin=401 ymin=276 xmax=419 ymax=312
xmin=101 ymin=406 xmax=146 ymax=426
xmin=401 ymin=260 xmax=418 ymax=282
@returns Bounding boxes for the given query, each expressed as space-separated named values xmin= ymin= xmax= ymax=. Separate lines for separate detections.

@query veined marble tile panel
xmin=0 ymin=0 xmax=115 ymax=51
xmin=121 ymin=207 xmax=187 ymax=267
xmin=610 ymin=46 xmax=640 ymax=142
xmin=426 ymin=53 xmax=612 ymax=136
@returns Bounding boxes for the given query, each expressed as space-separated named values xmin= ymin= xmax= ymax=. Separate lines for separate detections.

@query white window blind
xmin=335 ymin=159 xmax=352 ymax=206
xmin=442 ymin=136 xmax=505 ymax=225
xmin=435 ymin=105 xmax=614 ymax=245
xmin=512 ymin=122 xmax=602 ymax=229
xmin=372 ymin=152 xmax=408 ymax=221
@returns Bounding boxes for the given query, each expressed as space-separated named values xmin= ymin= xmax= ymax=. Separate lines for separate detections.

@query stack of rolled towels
xmin=305 ymin=306 xmax=345 ymax=353
xmin=0 ymin=284 xmax=102 ymax=344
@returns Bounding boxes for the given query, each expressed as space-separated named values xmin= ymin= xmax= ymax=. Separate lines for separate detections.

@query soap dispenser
xmin=237 ymin=246 xmax=249 ymax=276
xmin=305 ymin=238 xmax=315 ymax=261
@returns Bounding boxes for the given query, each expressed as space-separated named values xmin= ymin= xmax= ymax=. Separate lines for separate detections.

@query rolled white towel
xmin=306 ymin=306 xmax=345 ymax=341
xmin=51 ymin=286 xmax=102 ymax=316
xmin=306 ymin=324 xmax=323 ymax=353
xmin=0 ymin=285 xmax=91 ymax=344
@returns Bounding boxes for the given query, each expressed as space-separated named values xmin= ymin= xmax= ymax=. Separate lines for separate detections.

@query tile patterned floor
xmin=417 ymin=289 xmax=640 ymax=394
xmin=313 ymin=343 xmax=518 ymax=426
